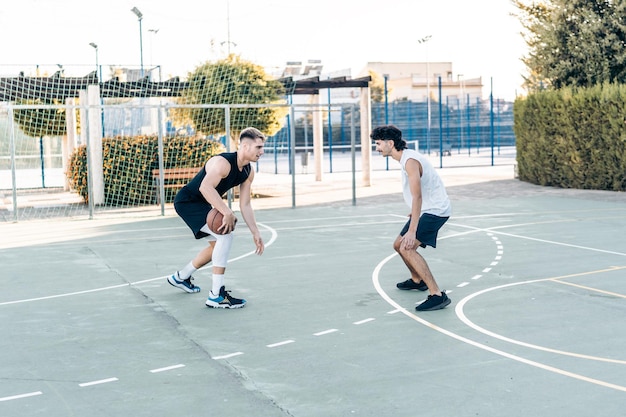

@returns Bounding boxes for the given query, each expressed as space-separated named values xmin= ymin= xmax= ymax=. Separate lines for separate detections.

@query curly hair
xmin=370 ymin=125 xmax=407 ymax=151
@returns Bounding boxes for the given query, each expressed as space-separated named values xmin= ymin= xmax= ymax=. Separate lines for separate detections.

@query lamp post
xmin=131 ymin=6 xmax=144 ymax=78
xmin=458 ymin=74 xmax=464 ymax=150
xmin=383 ymin=74 xmax=389 ymax=124
xmin=418 ymin=35 xmax=432 ymax=154
xmin=148 ymin=28 xmax=159 ymax=68
xmin=89 ymin=42 xmax=101 ymax=81
xmin=89 ymin=42 xmax=105 ymax=137
xmin=383 ymin=73 xmax=389 ymax=169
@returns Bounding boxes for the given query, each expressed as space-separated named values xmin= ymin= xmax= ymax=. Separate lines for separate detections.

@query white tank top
xmin=400 ymin=149 xmax=451 ymax=217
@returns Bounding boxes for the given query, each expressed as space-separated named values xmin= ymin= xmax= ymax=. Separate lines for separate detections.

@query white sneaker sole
xmin=205 ymin=299 xmax=246 ymax=309
xmin=167 ymin=275 xmax=200 ymax=293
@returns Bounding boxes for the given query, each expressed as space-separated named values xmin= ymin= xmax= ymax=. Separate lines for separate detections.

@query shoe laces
xmin=222 ymin=289 xmax=241 ymax=302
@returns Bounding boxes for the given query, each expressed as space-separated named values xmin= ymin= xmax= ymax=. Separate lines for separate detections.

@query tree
xmin=368 ymin=70 xmax=388 ymax=103
xmin=12 ymin=98 xmax=67 ymax=137
xmin=174 ymin=54 xmax=288 ymax=140
xmin=514 ymin=0 xmax=626 ymax=91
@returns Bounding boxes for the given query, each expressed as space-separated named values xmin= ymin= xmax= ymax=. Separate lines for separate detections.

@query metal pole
xmin=327 ymin=85 xmax=333 ymax=173
xmin=224 ymin=106 xmax=232 ymax=208
xmin=384 ymin=73 xmax=389 ymax=170
xmin=438 ymin=77 xmax=443 ymax=169
xmin=39 ymin=136 xmax=45 ymax=188
xmin=466 ymin=93 xmax=471 ymax=155
xmin=476 ymin=97 xmax=481 ymax=154
xmin=131 ymin=7 xmax=144 ymax=78
xmin=418 ymin=35 xmax=432 ymax=154
xmin=139 ymin=18 xmax=144 ymax=77
xmin=350 ymin=105 xmax=356 ymax=206
xmin=89 ymin=42 xmax=105 ymax=137
xmin=8 ymin=105 xmax=18 ymax=222
xmin=157 ymin=104 xmax=165 ymax=215
xmin=490 ymin=77 xmax=495 ymax=166
xmin=85 ymin=107 xmax=94 ymax=219
xmin=289 ymin=104 xmax=297 ymax=208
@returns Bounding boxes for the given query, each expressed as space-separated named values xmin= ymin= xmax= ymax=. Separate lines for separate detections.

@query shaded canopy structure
xmin=0 ymin=71 xmax=371 ymax=101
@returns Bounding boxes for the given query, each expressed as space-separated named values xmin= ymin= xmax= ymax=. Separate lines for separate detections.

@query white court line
xmin=150 ymin=364 xmax=185 ymax=373
xmin=79 ymin=377 xmax=118 ymax=387
xmin=0 ymin=223 xmax=277 ymax=306
xmin=212 ymin=352 xmax=244 ymax=360
xmin=372 ymin=225 xmax=626 ymax=393
xmin=0 ymin=391 xmax=43 ymax=402
xmin=449 ymin=222 xmax=626 ymax=257
xmin=354 ymin=318 xmax=375 ymax=325
xmin=0 ymin=283 xmax=131 ymax=306
xmin=455 ymin=266 xmax=626 ymax=366
xmin=313 ymin=329 xmax=338 ymax=336
xmin=267 ymin=340 xmax=295 ymax=348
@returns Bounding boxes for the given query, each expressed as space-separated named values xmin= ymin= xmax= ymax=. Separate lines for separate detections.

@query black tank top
xmin=175 ymin=152 xmax=251 ymax=203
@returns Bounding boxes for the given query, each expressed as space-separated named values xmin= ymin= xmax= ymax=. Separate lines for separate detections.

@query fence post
xmin=8 ymin=106 xmax=18 ymax=222
xmin=359 ymin=85 xmax=371 ymax=187
xmin=289 ymin=104 xmax=297 ymax=208
xmin=225 ymin=106 xmax=232 ymax=208
xmin=350 ymin=104 xmax=356 ymax=206
xmin=157 ymin=104 xmax=165 ymax=215
xmin=86 ymin=85 xmax=104 ymax=205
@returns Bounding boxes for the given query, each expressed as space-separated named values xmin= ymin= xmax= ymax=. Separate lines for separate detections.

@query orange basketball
xmin=207 ymin=208 xmax=225 ymax=235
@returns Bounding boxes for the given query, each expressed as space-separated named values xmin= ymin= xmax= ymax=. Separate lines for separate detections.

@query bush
xmin=67 ymin=135 xmax=225 ymax=205
xmin=514 ymin=84 xmax=626 ymax=191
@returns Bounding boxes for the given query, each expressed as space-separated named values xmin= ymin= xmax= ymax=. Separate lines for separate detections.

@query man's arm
xmin=402 ymin=158 xmax=423 ymax=249
xmin=198 ymin=156 xmax=238 ymax=233
xmin=239 ymin=170 xmax=264 ymax=255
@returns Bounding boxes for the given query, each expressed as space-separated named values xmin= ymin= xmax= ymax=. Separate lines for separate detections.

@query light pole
xmin=89 ymin=42 xmax=101 ymax=81
xmin=418 ymin=35 xmax=432 ymax=154
xmin=148 ymin=28 xmax=159 ymax=68
xmin=131 ymin=6 xmax=144 ymax=78
xmin=89 ymin=42 xmax=105 ymax=137
xmin=458 ymin=74 xmax=464 ymax=150
xmin=383 ymin=73 xmax=389 ymax=169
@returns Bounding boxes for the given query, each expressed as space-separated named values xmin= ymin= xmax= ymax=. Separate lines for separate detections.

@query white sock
xmin=178 ymin=262 xmax=197 ymax=280
xmin=211 ymin=274 xmax=224 ymax=298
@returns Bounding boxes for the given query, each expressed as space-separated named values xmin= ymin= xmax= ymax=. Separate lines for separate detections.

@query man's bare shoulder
xmin=204 ymin=154 xmax=230 ymax=177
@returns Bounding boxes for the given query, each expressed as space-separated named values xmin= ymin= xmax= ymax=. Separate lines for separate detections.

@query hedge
xmin=67 ymin=135 xmax=225 ymax=205
xmin=514 ymin=83 xmax=626 ymax=191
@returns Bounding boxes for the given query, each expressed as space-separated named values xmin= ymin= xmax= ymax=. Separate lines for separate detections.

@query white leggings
xmin=200 ymin=225 xmax=234 ymax=268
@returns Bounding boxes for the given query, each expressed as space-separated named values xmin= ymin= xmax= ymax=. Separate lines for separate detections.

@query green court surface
xmin=1 ymin=178 xmax=625 ymax=417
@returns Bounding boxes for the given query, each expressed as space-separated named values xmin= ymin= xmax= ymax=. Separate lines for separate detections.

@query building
xmin=362 ymin=62 xmax=483 ymax=108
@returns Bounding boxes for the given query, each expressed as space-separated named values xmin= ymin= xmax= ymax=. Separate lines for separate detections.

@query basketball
xmin=207 ymin=208 xmax=236 ymax=235
xmin=207 ymin=208 xmax=225 ymax=234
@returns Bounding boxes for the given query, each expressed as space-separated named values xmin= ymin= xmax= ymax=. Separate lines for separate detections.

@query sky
xmin=0 ymin=0 xmax=528 ymax=101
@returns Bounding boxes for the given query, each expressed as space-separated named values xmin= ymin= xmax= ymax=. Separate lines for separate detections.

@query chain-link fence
xmin=1 ymin=97 xmax=516 ymax=222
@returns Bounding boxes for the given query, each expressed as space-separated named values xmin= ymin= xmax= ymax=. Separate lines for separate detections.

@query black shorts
xmin=400 ymin=213 xmax=449 ymax=248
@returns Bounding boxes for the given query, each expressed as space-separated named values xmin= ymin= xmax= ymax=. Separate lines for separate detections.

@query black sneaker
xmin=396 ymin=278 xmax=428 ymax=291
xmin=205 ymin=286 xmax=246 ymax=309
xmin=168 ymin=272 xmax=201 ymax=293
xmin=415 ymin=292 xmax=451 ymax=311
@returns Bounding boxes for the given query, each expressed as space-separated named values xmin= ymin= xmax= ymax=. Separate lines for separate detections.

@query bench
xmin=437 ymin=144 xmax=452 ymax=156
xmin=152 ymin=167 xmax=201 ymax=203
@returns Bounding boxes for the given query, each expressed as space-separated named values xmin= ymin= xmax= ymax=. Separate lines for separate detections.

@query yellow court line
xmin=551 ymin=277 xmax=626 ymax=299
xmin=454 ymin=265 xmax=626 ymax=367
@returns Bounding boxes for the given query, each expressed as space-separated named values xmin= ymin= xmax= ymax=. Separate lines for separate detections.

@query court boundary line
xmin=0 ymin=223 xmax=277 ymax=307
xmin=455 ymin=266 xmax=626 ymax=365
xmin=372 ymin=226 xmax=626 ymax=393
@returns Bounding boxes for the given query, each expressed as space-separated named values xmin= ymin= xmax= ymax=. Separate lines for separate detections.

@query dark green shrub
xmin=514 ymin=84 xmax=626 ymax=191
xmin=67 ymin=135 xmax=225 ymax=205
